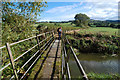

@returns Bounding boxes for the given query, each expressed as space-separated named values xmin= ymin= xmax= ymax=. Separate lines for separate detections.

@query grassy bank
xmin=87 ymin=72 xmax=120 ymax=80
xmin=66 ymin=27 xmax=120 ymax=54
xmin=72 ymin=72 xmax=120 ymax=80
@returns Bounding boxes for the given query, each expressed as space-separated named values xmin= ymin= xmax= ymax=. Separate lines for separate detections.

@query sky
xmin=37 ymin=0 xmax=119 ymax=22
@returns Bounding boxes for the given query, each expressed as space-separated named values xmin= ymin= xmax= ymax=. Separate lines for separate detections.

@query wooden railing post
xmin=6 ymin=43 xmax=18 ymax=80
xmin=36 ymin=33 xmax=40 ymax=49
xmin=74 ymin=30 xmax=75 ymax=36
xmin=45 ymin=32 xmax=47 ymax=38
xmin=52 ymin=31 xmax=54 ymax=38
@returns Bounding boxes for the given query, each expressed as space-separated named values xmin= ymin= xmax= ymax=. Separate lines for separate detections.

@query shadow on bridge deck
xmin=28 ymin=39 xmax=61 ymax=80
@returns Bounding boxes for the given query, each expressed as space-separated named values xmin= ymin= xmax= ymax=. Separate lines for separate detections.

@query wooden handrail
xmin=0 ymin=31 xmax=54 ymax=50
xmin=0 ymin=34 xmax=53 ymax=72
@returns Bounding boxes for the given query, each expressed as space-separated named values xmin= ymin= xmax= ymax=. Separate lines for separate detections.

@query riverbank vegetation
xmin=66 ymin=27 xmax=120 ymax=54
xmin=87 ymin=72 xmax=120 ymax=80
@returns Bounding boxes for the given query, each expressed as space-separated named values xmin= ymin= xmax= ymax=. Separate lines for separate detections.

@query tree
xmin=117 ymin=25 xmax=120 ymax=29
xmin=2 ymin=1 xmax=47 ymax=45
xmin=74 ymin=13 xmax=90 ymax=27
xmin=2 ymin=2 xmax=47 ymax=22
xmin=110 ymin=23 xmax=115 ymax=28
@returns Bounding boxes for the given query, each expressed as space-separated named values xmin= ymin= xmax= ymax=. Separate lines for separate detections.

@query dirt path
xmin=65 ymin=29 xmax=81 ymax=34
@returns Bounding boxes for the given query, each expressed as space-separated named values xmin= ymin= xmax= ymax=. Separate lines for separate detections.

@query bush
xmin=67 ymin=33 xmax=120 ymax=54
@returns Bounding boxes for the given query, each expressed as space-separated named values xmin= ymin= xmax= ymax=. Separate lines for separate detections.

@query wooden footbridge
xmin=0 ymin=31 xmax=89 ymax=80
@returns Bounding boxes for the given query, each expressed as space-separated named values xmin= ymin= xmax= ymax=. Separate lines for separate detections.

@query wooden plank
xmin=20 ymin=36 xmax=54 ymax=79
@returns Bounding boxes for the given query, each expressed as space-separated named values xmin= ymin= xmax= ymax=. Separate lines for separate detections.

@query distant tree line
xmin=89 ymin=20 xmax=120 ymax=29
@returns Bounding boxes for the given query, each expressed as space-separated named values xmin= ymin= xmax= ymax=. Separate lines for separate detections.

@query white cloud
xmin=46 ymin=0 xmax=119 ymax=2
xmin=39 ymin=1 xmax=118 ymax=21
xmin=46 ymin=2 xmax=83 ymax=13
xmin=84 ymin=2 xmax=118 ymax=20
xmin=84 ymin=0 xmax=119 ymax=2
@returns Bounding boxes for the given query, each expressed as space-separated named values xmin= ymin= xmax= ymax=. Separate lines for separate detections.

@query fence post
xmin=52 ymin=31 xmax=54 ymax=37
xmin=45 ymin=32 xmax=47 ymax=38
xmin=6 ymin=43 xmax=19 ymax=80
xmin=36 ymin=33 xmax=40 ymax=50
xmin=74 ymin=30 xmax=75 ymax=36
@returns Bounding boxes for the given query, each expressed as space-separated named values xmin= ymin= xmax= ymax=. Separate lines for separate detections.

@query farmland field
xmin=78 ymin=27 xmax=119 ymax=36
xmin=37 ymin=22 xmax=80 ymax=31
xmin=35 ymin=23 xmax=119 ymax=36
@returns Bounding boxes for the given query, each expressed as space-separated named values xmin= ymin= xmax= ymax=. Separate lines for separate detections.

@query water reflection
xmin=68 ymin=53 xmax=120 ymax=78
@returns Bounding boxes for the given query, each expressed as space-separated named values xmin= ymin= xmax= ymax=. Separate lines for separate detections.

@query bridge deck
xmin=28 ymin=39 xmax=61 ymax=80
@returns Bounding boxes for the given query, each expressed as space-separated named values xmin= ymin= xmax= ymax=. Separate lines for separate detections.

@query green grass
xmin=87 ymin=72 xmax=120 ymax=80
xmin=36 ymin=22 xmax=80 ymax=32
xmin=78 ymin=27 xmax=119 ymax=36
xmin=34 ymin=23 xmax=119 ymax=36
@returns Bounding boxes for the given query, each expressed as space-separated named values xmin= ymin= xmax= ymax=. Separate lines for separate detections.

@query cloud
xmin=84 ymin=0 xmax=119 ymax=2
xmin=46 ymin=2 xmax=83 ymax=13
xmin=83 ymin=2 xmax=118 ymax=20
xmin=46 ymin=0 xmax=119 ymax=2
xmin=39 ymin=1 xmax=118 ymax=21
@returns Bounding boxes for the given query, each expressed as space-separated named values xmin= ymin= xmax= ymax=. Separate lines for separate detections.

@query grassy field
xmin=36 ymin=22 xmax=80 ymax=32
xmin=34 ymin=23 xmax=119 ymax=36
xmin=35 ymin=23 xmax=119 ymax=35
xmin=78 ymin=27 xmax=119 ymax=36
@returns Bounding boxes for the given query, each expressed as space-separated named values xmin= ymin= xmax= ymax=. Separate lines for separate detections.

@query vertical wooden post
xmin=115 ymin=32 xmax=116 ymax=36
xmin=6 ymin=43 xmax=18 ymax=80
xmin=45 ymin=32 xmax=47 ymax=38
xmin=52 ymin=31 xmax=54 ymax=38
xmin=74 ymin=30 xmax=75 ymax=36
xmin=49 ymin=31 xmax=50 ymax=35
xmin=36 ymin=34 xmax=40 ymax=50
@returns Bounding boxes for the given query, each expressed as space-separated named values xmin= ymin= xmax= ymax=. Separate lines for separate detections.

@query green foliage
xmin=110 ymin=23 xmax=115 ymax=28
xmin=87 ymin=72 xmax=120 ymax=80
xmin=67 ymin=31 xmax=120 ymax=54
xmin=74 ymin=13 xmax=90 ymax=27
xmin=2 ymin=2 xmax=47 ymax=45
xmin=78 ymin=27 xmax=119 ymax=36
xmin=1 ymin=1 xmax=47 ymax=79
xmin=2 ymin=2 xmax=47 ymax=21
xmin=37 ymin=22 xmax=80 ymax=33
xmin=89 ymin=19 xmax=119 ymax=28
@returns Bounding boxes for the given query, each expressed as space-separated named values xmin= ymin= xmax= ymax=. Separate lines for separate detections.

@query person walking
xmin=57 ymin=27 xmax=62 ymax=40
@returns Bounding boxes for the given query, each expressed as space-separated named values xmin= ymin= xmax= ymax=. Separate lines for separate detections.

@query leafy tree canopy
xmin=2 ymin=1 xmax=47 ymax=45
xmin=2 ymin=1 xmax=47 ymax=22
xmin=74 ymin=13 xmax=90 ymax=27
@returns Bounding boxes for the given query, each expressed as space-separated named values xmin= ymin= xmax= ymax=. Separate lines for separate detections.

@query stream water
xmin=68 ymin=53 xmax=120 ymax=78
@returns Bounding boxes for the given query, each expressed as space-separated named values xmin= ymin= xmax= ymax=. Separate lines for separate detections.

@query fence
xmin=0 ymin=31 xmax=54 ymax=80
xmin=0 ymin=30 xmax=89 ymax=80
xmin=62 ymin=32 xmax=89 ymax=80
